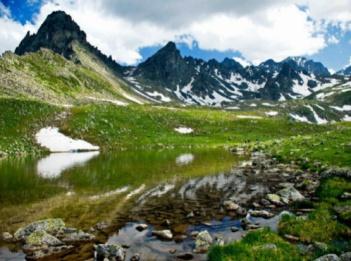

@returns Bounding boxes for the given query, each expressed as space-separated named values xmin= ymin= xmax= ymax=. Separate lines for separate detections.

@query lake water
xmin=0 ymin=148 xmax=287 ymax=260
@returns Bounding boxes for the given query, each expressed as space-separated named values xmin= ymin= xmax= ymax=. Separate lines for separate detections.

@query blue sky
xmin=1 ymin=0 xmax=351 ymax=71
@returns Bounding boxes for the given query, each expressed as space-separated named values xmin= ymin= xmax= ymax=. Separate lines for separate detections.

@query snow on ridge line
xmin=36 ymin=127 xmax=99 ymax=152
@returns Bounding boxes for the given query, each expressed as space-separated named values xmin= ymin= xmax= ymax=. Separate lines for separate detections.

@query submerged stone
xmin=152 ymin=229 xmax=173 ymax=240
xmin=314 ymin=254 xmax=340 ymax=261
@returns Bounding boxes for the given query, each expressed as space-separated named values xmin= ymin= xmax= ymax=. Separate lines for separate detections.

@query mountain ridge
xmin=9 ymin=10 xmax=351 ymax=106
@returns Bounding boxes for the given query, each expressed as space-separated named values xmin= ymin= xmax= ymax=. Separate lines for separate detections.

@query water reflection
xmin=36 ymin=151 xmax=100 ymax=179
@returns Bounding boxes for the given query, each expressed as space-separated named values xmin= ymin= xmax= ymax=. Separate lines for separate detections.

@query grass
xmin=264 ymin=123 xmax=351 ymax=169
xmin=60 ymin=103 xmax=334 ymax=150
xmin=0 ymin=97 xmax=60 ymax=156
xmin=209 ymin=228 xmax=301 ymax=261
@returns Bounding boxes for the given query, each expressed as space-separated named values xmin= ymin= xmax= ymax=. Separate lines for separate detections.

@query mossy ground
xmin=209 ymin=228 xmax=302 ymax=261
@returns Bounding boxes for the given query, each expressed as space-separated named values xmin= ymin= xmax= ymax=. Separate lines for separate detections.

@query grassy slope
xmin=0 ymin=97 xmax=60 ymax=156
xmin=0 ymin=48 xmax=142 ymax=104
xmin=59 ymin=104 xmax=334 ymax=150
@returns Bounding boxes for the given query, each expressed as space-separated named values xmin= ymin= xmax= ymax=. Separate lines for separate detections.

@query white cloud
xmin=0 ymin=0 xmax=351 ymax=65
xmin=327 ymin=35 xmax=339 ymax=44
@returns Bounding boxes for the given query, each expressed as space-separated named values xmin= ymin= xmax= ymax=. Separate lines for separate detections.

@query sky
xmin=0 ymin=0 xmax=351 ymax=71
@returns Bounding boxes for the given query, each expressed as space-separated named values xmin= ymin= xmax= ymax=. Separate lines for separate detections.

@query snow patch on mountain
xmin=290 ymin=113 xmax=311 ymax=123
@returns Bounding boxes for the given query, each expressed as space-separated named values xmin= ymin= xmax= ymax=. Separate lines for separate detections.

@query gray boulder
xmin=314 ymin=254 xmax=340 ymax=261
xmin=277 ymin=186 xmax=304 ymax=204
xmin=14 ymin=218 xmax=65 ymax=241
xmin=94 ymin=243 xmax=125 ymax=261
xmin=194 ymin=230 xmax=213 ymax=253
xmin=25 ymin=230 xmax=63 ymax=246
xmin=340 ymin=252 xmax=351 ymax=261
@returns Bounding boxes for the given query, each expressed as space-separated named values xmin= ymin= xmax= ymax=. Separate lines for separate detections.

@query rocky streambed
xmin=0 ymin=151 xmax=343 ymax=260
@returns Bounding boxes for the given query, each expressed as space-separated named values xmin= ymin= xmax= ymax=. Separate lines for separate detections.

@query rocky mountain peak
xmin=15 ymin=11 xmax=86 ymax=58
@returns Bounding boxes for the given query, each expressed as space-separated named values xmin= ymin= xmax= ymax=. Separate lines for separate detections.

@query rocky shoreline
xmin=1 ymin=151 xmax=350 ymax=260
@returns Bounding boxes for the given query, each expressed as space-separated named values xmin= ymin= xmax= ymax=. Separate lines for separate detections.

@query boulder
xmin=59 ymin=229 xmax=95 ymax=243
xmin=340 ymin=252 xmax=351 ymax=261
xmin=194 ymin=230 xmax=213 ymax=253
xmin=321 ymin=168 xmax=351 ymax=179
xmin=314 ymin=254 xmax=340 ymax=261
xmin=223 ymin=200 xmax=240 ymax=211
xmin=14 ymin=218 xmax=65 ymax=241
xmin=25 ymin=230 xmax=63 ymax=246
xmin=152 ymin=229 xmax=173 ymax=240
xmin=249 ymin=210 xmax=274 ymax=218
xmin=94 ymin=243 xmax=125 ymax=261
xmin=1 ymin=232 xmax=13 ymax=242
xmin=267 ymin=194 xmax=282 ymax=205
xmin=340 ymin=192 xmax=351 ymax=200
xmin=333 ymin=205 xmax=351 ymax=222
xmin=24 ymin=244 xmax=74 ymax=260
xmin=177 ymin=252 xmax=194 ymax=260
xmin=277 ymin=187 xmax=304 ymax=204
xmin=135 ymin=224 xmax=148 ymax=232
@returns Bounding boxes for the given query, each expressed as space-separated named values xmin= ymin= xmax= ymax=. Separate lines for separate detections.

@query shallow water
xmin=0 ymin=148 xmax=291 ymax=260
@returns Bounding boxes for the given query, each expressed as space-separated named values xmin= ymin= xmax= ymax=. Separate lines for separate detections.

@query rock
xmin=130 ymin=253 xmax=140 ymax=261
xmin=333 ymin=205 xmax=351 ymax=222
xmin=277 ymin=186 xmax=304 ymax=204
xmin=94 ymin=243 xmax=125 ymax=261
xmin=186 ymin=211 xmax=195 ymax=218
xmin=60 ymin=229 xmax=95 ymax=243
xmin=245 ymin=224 xmax=260 ymax=230
xmin=24 ymin=244 xmax=74 ymax=260
xmin=25 ymin=231 xmax=63 ymax=246
xmin=174 ymin=234 xmax=187 ymax=242
xmin=252 ymin=202 xmax=261 ymax=208
xmin=261 ymin=198 xmax=271 ymax=206
xmin=135 ymin=224 xmax=148 ymax=232
xmin=190 ymin=231 xmax=199 ymax=238
xmin=14 ymin=218 xmax=65 ymax=241
xmin=321 ymin=168 xmax=351 ymax=179
xmin=177 ymin=252 xmax=194 ymax=260
xmin=1 ymin=232 xmax=13 ymax=242
xmin=169 ymin=248 xmax=177 ymax=254
xmin=152 ymin=229 xmax=173 ymax=240
xmin=214 ymin=236 xmax=224 ymax=246
xmin=194 ymin=230 xmax=213 ymax=253
xmin=223 ymin=200 xmax=240 ymax=211
xmin=267 ymin=194 xmax=282 ymax=205
xmin=249 ymin=210 xmax=274 ymax=218
xmin=95 ymin=221 xmax=109 ymax=231
xmin=258 ymin=243 xmax=277 ymax=250
xmin=314 ymin=254 xmax=340 ymax=261
xmin=231 ymin=226 xmax=239 ymax=232
xmin=284 ymin=234 xmax=299 ymax=242
xmin=340 ymin=252 xmax=351 ymax=261
xmin=236 ymin=207 xmax=247 ymax=216
xmin=340 ymin=192 xmax=351 ymax=200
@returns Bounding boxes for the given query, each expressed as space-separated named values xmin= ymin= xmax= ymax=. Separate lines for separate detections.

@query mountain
xmin=9 ymin=11 xmax=145 ymax=104
xmin=9 ymin=10 xmax=346 ymax=107
xmin=338 ymin=65 xmax=351 ymax=76
xmin=15 ymin=11 xmax=124 ymax=75
xmin=126 ymin=42 xmax=340 ymax=105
